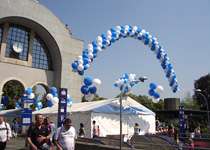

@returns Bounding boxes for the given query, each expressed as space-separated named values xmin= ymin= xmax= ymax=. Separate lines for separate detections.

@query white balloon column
xmin=114 ymin=73 xmax=139 ymax=95
xmin=81 ymin=77 xmax=101 ymax=101
xmin=71 ymin=25 xmax=179 ymax=93
xmin=148 ymin=82 xmax=164 ymax=103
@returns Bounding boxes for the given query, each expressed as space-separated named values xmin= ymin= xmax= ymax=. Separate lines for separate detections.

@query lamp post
xmin=195 ymin=89 xmax=210 ymax=133
xmin=119 ymin=76 xmax=147 ymax=150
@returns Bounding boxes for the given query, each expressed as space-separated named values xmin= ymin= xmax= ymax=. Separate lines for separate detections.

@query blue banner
xmin=58 ymin=88 xmax=67 ymax=127
xmin=21 ymin=108 xmax=32 ymax=126
xmin=179 ymin=106 xmax=185 ymax=137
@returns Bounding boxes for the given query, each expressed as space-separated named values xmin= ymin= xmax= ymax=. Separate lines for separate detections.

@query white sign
xmin=23 ymin=118 xmax=30 ymax=124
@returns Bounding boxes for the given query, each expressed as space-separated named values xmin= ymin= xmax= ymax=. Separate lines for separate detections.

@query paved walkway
xmin=6 ymin=136 xmax=26 ymax=150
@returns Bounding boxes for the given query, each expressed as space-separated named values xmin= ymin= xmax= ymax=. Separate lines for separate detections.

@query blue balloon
xmin=46 ymin=100 xmax=53 ymax=107
xmin=148 ymin=89 xmax=155 ymax=96
xmin=36 ymin=99 xmax=40 ymax=103
xmin=78 ymin=70 xmax=84 ymax=75
xmin=150 ymin=83 xmax=157 ymax=90
xmin=92 ymin=41 xmax=97 ymax=47
xmin=84 ymin=77 xmax=93 ymax=86
xmin=153 ymin=92 xmax=160 ymax=99
xmin=53 ymin=93 xmax=58 ymax=97
xmin=83 ymin=53 xmax=88 ymax=58
xmin=81 ymin=85 xmax=90 ymax=95
xmin=83 ymin=49 xmax=88 ymax=54
xmin=50 ymin=87 xmax=57 ymax=94
xmin=67 ymin=98 xmax=72 ymax=103
xmin=83 ymin=58 xmax=89 ymax=65
xmin=125 ymin=73 xmax=129 ymax=78
xmin=25 ymin=88 xmax=32 ymax=95
xmin=83 ymin=65 xmax=88 ymax=70
xmin=71 ymin=61 xmax=78 ymax=69
xmin=120 ymin=85 xmax=124 ymax=91
xmin=114 ymin=83 xmax=118 ymax=87
xmin=89 ymin=86 xmax=97 ymax=94
xmin=102 ymin=40 xmax=107 ymax=45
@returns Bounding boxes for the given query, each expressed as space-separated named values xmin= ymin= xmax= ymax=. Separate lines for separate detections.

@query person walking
xmin=49 ymin=120 xmax=56 ymax=148
xmin=92 ymin=120 xmax=98 ymax=138
xmin=27 ymin=114 xmax=51 ymax=150
xmin=43 ymin=117 xmax=52 ymax=148
xmin=79 ymin=123 xmax=87 ymax=138
xmin=0 ymin=115 xmax=12 ymax=150
xmin=134 ymin=123 xmax=140 ymax=135
xmin=54 ymin=118 xmax=77 ymax=150
xmin=195 ymin=122 xmax=201 ymax=138
xmin=13 ymin=121 xmax=19 ymax=138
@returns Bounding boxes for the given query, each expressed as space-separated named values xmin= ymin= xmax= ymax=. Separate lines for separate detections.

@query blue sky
xmin=38 ymin=0 xmax=210 ymax=100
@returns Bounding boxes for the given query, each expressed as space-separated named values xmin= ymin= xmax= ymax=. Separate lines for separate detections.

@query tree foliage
xmin=2 ymin=80 xmax=24 ymax=109
xmin=193 ymin=73 xmax=210 ymax=110
xmin=181 ymin=91 xmax=199 ymax=110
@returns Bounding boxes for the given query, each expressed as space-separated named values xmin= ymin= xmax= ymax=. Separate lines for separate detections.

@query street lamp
xmin=195 ymin=89 xmax=210 ymax=133
xmin=119 ymin=76 xmax=147 ymax=150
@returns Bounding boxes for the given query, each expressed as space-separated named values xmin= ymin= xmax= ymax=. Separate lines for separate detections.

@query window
xmin=5 ymin=25 xmax=29 ymax=61
xmin=32 ymin=35 xmax=52 ymax=70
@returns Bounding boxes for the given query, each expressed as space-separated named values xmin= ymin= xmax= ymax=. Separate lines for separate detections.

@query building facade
xmin=0 ymin=0 xmax=83 ymax=103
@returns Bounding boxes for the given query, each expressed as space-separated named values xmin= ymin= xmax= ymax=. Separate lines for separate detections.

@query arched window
xmin=5 ymin=24 xmax=29 ymax=61
xmin=32 ymin=35 xmax=52 ymax=70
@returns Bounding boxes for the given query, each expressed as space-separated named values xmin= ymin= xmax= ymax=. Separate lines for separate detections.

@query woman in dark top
xmin=79 ymin=123 xmax=87 ymax=138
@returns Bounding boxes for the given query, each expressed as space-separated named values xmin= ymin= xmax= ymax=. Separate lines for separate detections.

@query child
xmin=187 ymin=138 xmax=194 ymax=150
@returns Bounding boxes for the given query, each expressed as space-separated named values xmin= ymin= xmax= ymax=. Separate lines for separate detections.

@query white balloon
xmin=77 ymin=56 xmax=83 ymax=60
xmin=116 ymin=26 xmax=121 ymax=31
xmin=67 ymin=94 xmax=70 ymax=99
xmin=97 ymin=43 xmax=102 ymax=48
xmin=156 ymin=86 xmax=164 ymax=93
xmin=96 ymin=36 xmax=102 ymax=43
xmin=86 ymin=64 xmax=89 ymax=68
xmin=88 ymin=47 xmax=93 ymax=53
xmin=35 ymin=107 xmax=38 ymax=111
xmin=77 ymin=64 xmax=84 ymax=71
xmin=107 ymin=36 xmax=112 ymax=41
xmin=87 ymin=44 xmax=93 ymax=49
xmin=97 ymin=47 xmax=102 ymax=53
xmin=92 ymin=78 xmax=101 ymax=88
xmin=46 ymin=93 xmax=53 ymax=100
xmin=52 ymin=97 xmax=59 ymax=105
xmin=28 ymin=93 xmax=35 ymax=99
xmin=107 ymin=30 xmax=112 ymax=36
xmin=38 ymin=102 xmax=42 ymax=106
xmin=85 ymin=93 xmax=94 ymax=101
xmin=88 ymin=53 xmax=93 ymax=59
xmin=78 ymin=59 xmax=83 ymax=64
xmin=152 ymin=98 xmax=159 ymax=103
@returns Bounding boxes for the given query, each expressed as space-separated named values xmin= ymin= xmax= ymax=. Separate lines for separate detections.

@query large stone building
xmin=0 ymin=0 xmax=83 ymax=103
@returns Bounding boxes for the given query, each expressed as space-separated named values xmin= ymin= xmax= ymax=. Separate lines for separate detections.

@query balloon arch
xmin=72 ymin=25 xmax=179 ymax=94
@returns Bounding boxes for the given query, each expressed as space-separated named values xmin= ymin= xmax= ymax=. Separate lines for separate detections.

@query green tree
xmin=41 ymin=93 xmax=47 ymax=108
xmin=193 ymin=73 xmax=210 ymax=110
xmin=181 ymin=91 xmax=199 ymax=110
xmin=31 ymin=86 xmax=40 ymax=109
xmin=2 ymin=80 xmax=24 ymax=109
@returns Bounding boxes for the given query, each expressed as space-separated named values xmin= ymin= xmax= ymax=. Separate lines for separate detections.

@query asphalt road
xmin=6 ymin=135 xmax=26 ymax=150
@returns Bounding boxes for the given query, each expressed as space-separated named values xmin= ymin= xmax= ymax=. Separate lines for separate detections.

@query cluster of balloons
xmin=15 ymin=102 xmax=21 ymax=109
xmin=46 ymin=87 xmax=59 ymax=107
xmin=114 ymin=73 xmax=139 ymax=95
xmin=67 ymin=94 xmax=73 ymax=108
xmin=81 ymin=77 xmax=101 ymax=101
xmin=71 ymin=25 xmax=179 ymax=93
xmin=35 ymin=99 xmax=43 ymax=110
xmin=148 ymin=82 xmax=164 ymax=103
xmin=25 ymin=88 xmax=35 ymax=99
xmin=1 ymin=96 xmax=9 ymax=109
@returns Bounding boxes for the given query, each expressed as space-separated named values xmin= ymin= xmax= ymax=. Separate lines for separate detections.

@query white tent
xmin=33 ymin=96 xmax=156 ymax=138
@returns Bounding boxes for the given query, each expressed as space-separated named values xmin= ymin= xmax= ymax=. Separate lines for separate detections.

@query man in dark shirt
xmin=27 ymin=114 xmax=51 ymax=150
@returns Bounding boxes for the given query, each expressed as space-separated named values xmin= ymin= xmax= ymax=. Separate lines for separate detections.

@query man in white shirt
xmin=0 ymin=115 xmax=12 ymax=150
xmin=54 ymin=118 xmax=77 ymax=150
